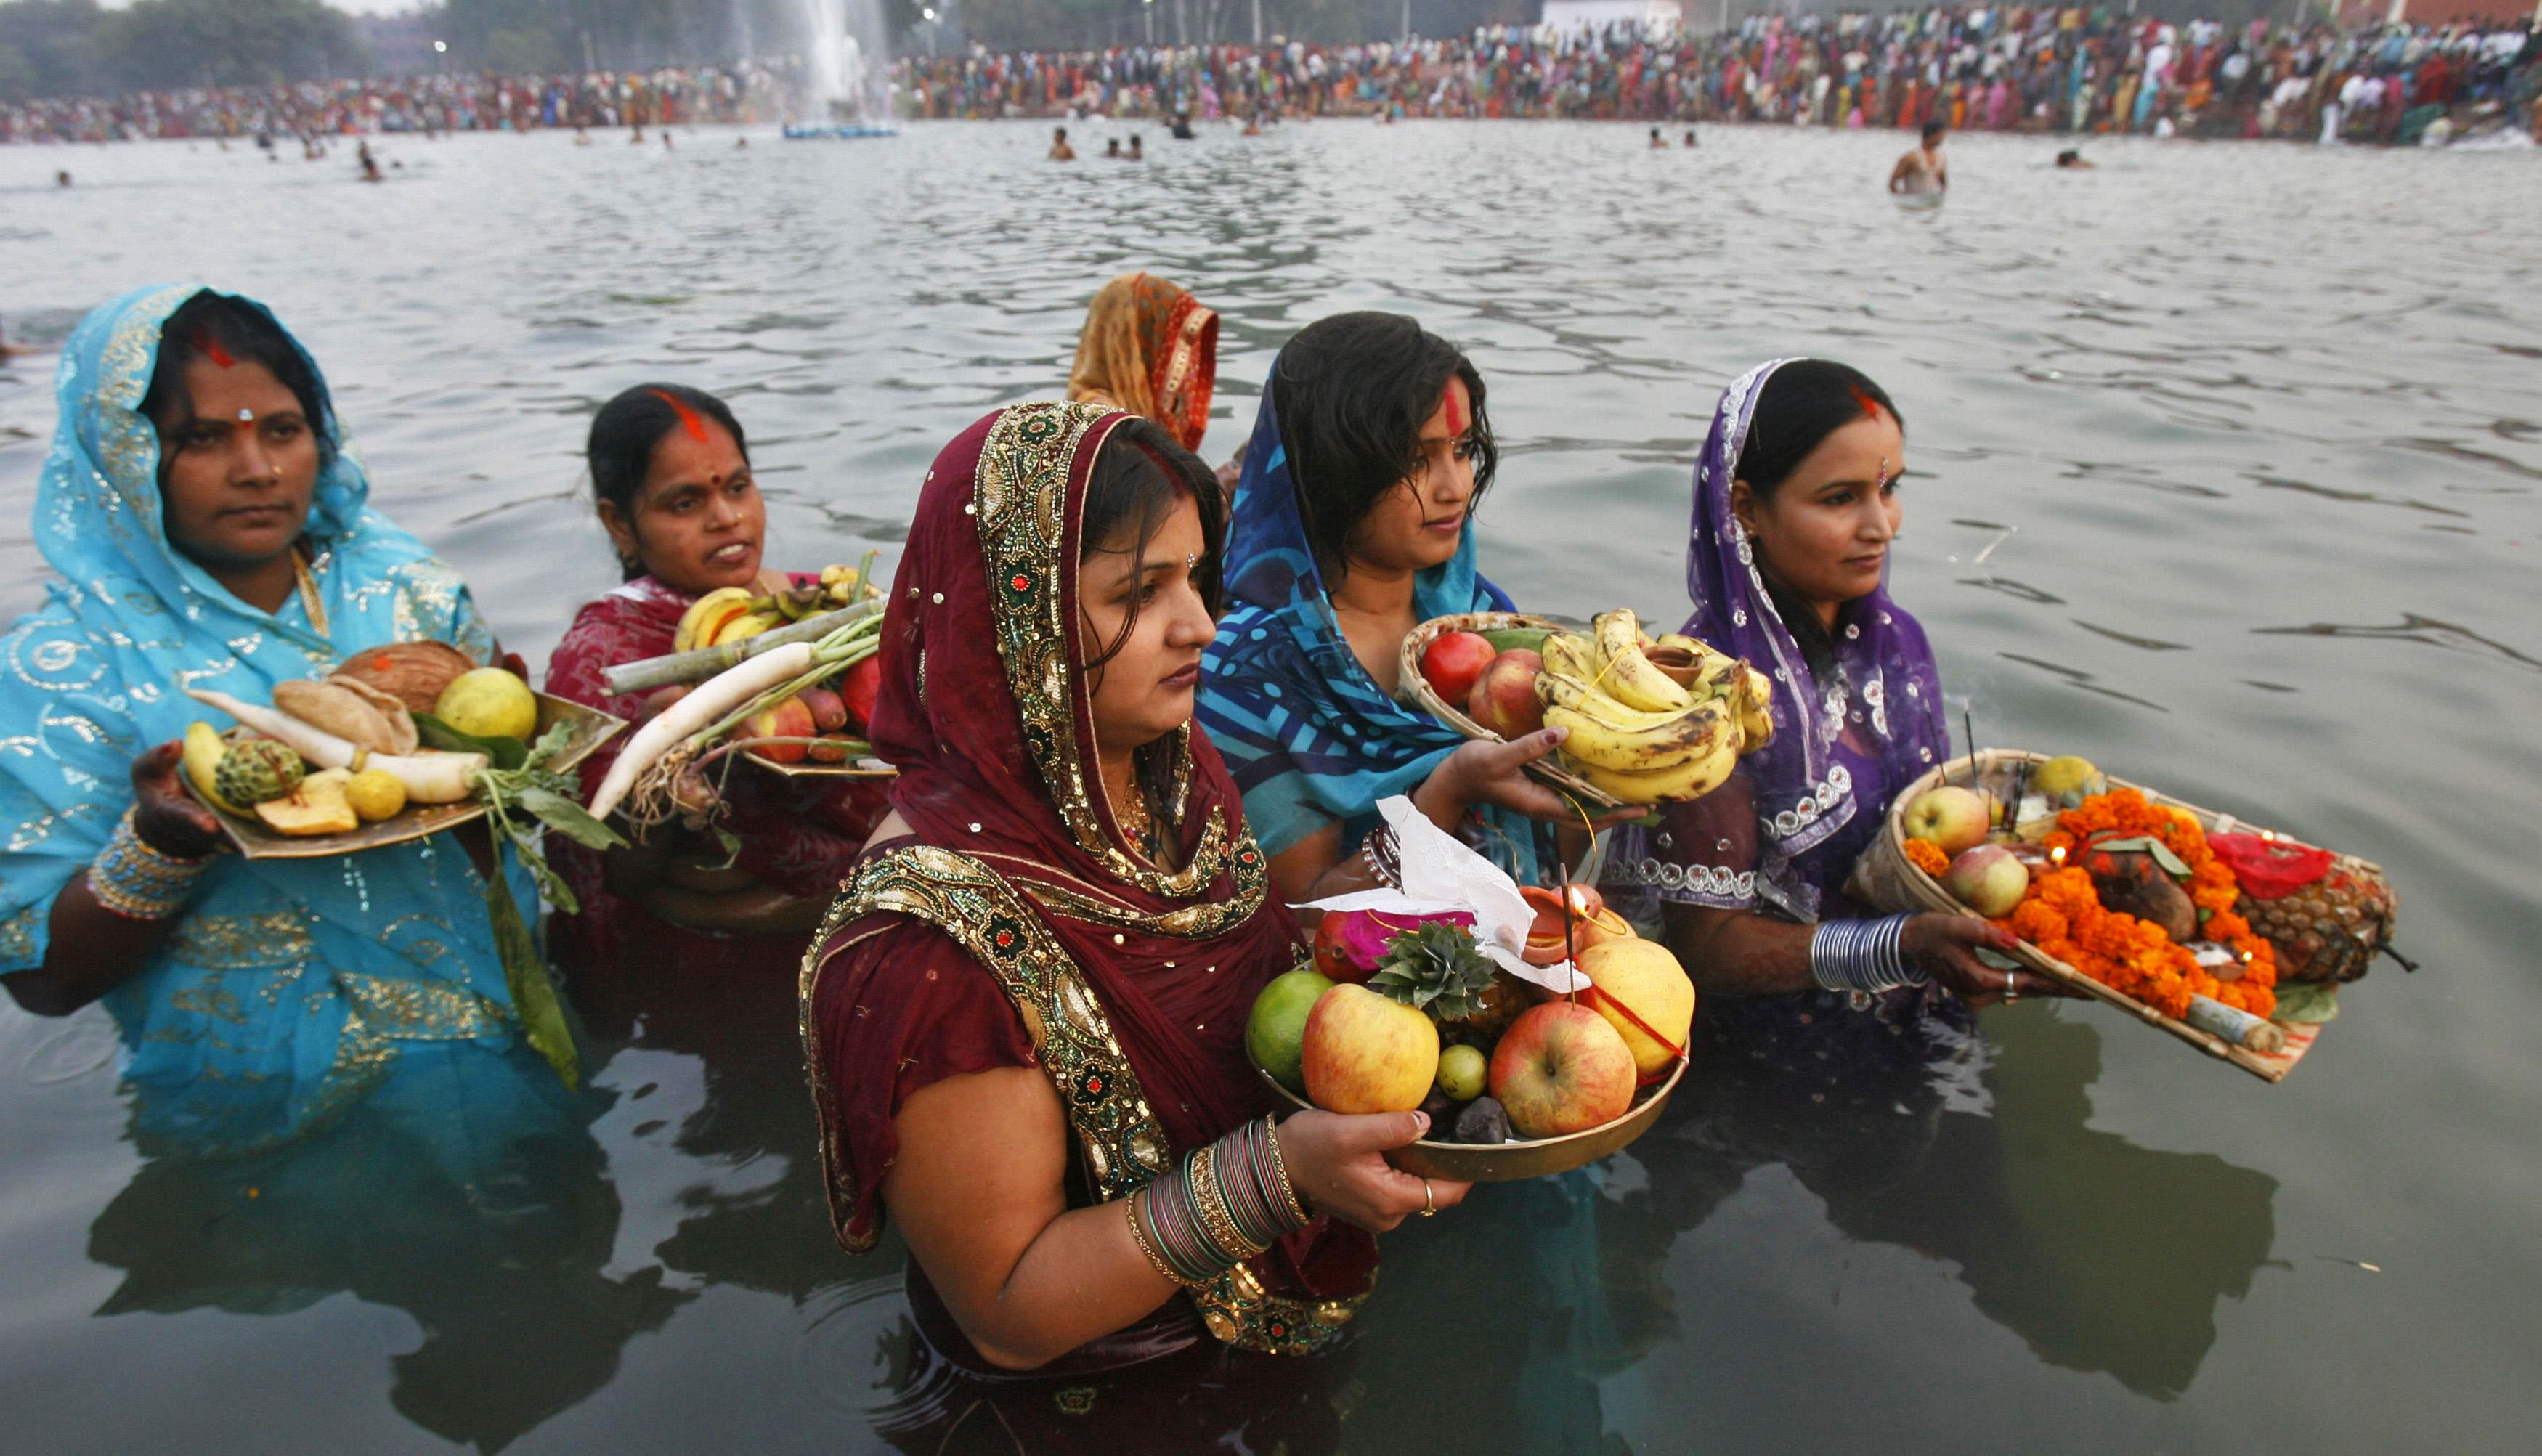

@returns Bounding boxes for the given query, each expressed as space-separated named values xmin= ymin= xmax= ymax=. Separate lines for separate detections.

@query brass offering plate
xmin=1256 ymin=1056 xmax=1684 ymax=1183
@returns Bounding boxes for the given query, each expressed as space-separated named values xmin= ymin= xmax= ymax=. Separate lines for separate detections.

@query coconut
xmin=330 ymin=640 xmax=476 ymax=717
xmin=272 ymin=678 xmax=415 ymax=757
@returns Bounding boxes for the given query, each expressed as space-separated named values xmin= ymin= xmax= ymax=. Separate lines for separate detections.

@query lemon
xmin=2034 ymin=757 xmax=2095 ymax=802
xmin=344 ymin=768 xmax=407 ymax=822
xmin=434 ymin=667 xmax=538 ymax=741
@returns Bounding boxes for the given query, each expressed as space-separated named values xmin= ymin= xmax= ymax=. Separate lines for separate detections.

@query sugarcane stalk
xmin=600 ymin=598 xmax=882 ymax=696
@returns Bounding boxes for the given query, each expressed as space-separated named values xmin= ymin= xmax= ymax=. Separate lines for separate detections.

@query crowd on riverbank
xmin=903 ymin=12 xmax=2542 ymax=145
xmin=6 ymin=11 xmax=2538 ymax=148
xmin=0 ymin=61 xmax=794 ymax=145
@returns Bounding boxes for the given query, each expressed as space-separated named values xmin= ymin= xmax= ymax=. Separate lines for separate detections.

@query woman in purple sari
xmin=1600 ymin=359 xmax=2058 ymax=1086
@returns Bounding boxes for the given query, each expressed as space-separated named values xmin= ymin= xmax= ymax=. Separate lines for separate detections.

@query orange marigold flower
xmin=1903 ymin=837 xmax=1951 ymax=877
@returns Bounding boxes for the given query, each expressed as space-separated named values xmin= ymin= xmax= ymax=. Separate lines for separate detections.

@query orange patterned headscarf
xmin=1065 ymin=272 xmax=1219 ymax=453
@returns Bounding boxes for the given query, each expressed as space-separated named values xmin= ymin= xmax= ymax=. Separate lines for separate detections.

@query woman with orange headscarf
xmin=1068 ymin=272 xmax=1224 ymax=473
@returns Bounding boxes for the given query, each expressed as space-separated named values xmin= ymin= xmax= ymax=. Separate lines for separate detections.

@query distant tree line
xmin=0 ymin=0 xmax=365 ymax=99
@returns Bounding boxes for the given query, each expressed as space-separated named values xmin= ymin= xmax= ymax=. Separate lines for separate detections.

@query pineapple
xmin=2238 ymin=862 xmax=2397 ymax=984
xmin=1367 ymin=922 xmax=1528 ymax=1041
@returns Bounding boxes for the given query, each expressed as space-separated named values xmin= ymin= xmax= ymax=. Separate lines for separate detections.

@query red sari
xmin=543 ymin=574 xmax=888 ymax=975
xmin=803 ymin=402 xmax=1377 ymax=1379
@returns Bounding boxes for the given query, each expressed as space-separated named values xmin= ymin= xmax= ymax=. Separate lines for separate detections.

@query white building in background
xmin=1538 ymin=0 xmax=1684 ymax=38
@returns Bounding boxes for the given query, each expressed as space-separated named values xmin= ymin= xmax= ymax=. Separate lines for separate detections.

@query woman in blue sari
xmin=0 ymin=285 xmax=559 ymax=1156
xmin=1200 ymin=312 xmax=1599 ymax=906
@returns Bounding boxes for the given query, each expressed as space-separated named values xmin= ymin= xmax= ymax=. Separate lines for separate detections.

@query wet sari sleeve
xmin=1598 ymin=768 xmax=1762 ymax=927
xmin=0 ymin=614 xmax=137 ymax=974
xmin=806 ymin=912 xmax=1039 ymax=1250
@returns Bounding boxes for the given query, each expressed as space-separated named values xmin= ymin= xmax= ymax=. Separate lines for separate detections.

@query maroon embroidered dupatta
xmin=801 ymin=402 xmax=1376 ymax=1358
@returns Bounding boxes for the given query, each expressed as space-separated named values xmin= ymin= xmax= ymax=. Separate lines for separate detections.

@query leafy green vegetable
xmin=415 ymin=712 xmax=529 ymax=770
xmin=467 ymin=719 xmax=624 ymax=1089
xmin=2270 ymin=980 xmax=2341 ymax=1025
xmin=1368 ymin=922 xmax=1500 ymax=1024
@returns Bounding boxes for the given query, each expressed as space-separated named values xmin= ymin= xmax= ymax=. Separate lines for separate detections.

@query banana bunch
xmin=1532 ymin=609 xmax=1775 ymax=804
xmin=672 ymin=564 xmax=882 ymax=653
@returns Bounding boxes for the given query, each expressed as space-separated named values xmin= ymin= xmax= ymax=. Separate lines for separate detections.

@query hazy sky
xmin=93 ymin=0 xmax=436 ymax=12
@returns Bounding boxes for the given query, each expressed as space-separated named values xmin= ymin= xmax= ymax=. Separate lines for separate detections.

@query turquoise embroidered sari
xmin=0 ymin=284 xmax=542 ymax=1155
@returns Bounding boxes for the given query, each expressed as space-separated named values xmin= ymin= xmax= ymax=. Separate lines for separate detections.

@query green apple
xmin=1436 ymin=1044 xmax=1489 ymax=1103
xmin=1246 ymin=967 xmax=1335 ymax=1093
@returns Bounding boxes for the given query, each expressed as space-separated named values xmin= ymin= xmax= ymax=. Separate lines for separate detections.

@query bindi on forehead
xmin=194 ymin=331 xmax=236 ymax=369
xmin=1442 ymin=383 xmax=1469 ymax=438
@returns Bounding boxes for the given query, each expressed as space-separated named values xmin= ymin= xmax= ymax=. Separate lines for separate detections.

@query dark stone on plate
xmin=1455 ymin=1096 xmax=1511 ymax=1145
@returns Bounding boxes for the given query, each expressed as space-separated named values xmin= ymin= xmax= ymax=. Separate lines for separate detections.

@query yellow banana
xmin=1546 ymin=699 xmax=1735 ymax=774
xmin=1572 ymin=722 xmax=1743 ymax=803
xmin=1534 ymin=670 xmax=1694 ymax=733
xmin=673 ymin=587 xmax=757 ymax=653
xmin=1540 ymin=630 xmax=1599 ymax=683
xmin=1592 ymin=609 xmax=1693 ymax=714
xmin=1734 ymin=664 xmax=1776 ymax=749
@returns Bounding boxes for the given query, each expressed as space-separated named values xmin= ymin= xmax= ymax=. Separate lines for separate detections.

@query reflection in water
xmin=1628 ymin=1005 xmax=2275 ymax=1403
xmin=84 ymin=1041 xmax=688 ymax=1452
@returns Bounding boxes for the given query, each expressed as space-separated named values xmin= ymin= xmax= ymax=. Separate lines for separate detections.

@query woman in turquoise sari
xmin=0 ymin=284 xmax=557 ymax=1156
xmin=1199 ymin=312 xmax=1604 ymax=906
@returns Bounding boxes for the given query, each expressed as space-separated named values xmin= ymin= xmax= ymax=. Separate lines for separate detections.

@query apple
xmin=1301 ymin=984 xmax=1439 ymax=1115
xmin=837 ymin=655 xmax=883 ymax=732
xmin=1901 ymin=785 xmax=1991 ymax=855
xmin=1311 ymin=912 xmax=1373 ymax=985
xmin=744 ymin=695 xmax=817 ymax=763
xmin=1435 ymin=1044 xmax=1489 ymax=1102
xmin=1419 ymin=631 xmax=1497 ymax=706
xmin=1944 ymin=843 xmax=2031 ymax=919
xmin=1519 ymin=884 xmax=1633 ymax=966
xmin=800 ymin=685 xmax=849 ymax=732
xmin=1466 ymin=648 xmax=1546 ymax=739
xmin=1487 ymin=1001 xmax=1636 ymax=1139
xmin=1577 ymin=938 xmax=1696 ymax=1081
xmin=807 ymin=733 xmax=853 ymax=764
xmin=1246 ymin=967 xmax=1336 ymax=1093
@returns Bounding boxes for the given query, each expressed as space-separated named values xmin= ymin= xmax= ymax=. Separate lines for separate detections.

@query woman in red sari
xmin=544 ymin=383 xmax=886 ymax=974
xmin=803 ymin=402 xmax=1462 ymax=1411
xmin=1067 ymin=273 xmax=1237 ymax=490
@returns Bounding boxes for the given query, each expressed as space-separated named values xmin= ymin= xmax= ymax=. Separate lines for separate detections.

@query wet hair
xmin=1922 ymin=121 xmax=1947 ymax=141
xmin=1272 ymin=312 xmax=1496 ymax=585
xmin=1078 ymin=414 xmax=1226 ymax=819
xmin=1737 ymin=361 xmax=1905 ymax=680
xmin=2056 ymin=148 xmax=2082 ymax=166
xmin=140 ymin=290 xmax=336 ymax=481
xmin=1079 ymin=413 xmax=1225 ymax=673
xmin=586 ymin=383 xmax=750 ymax=579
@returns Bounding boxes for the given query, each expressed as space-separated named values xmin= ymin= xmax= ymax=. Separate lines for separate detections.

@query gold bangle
xmin=1188 ymin=1144 xmax=1267 ymax=1264
xmin=1263 ymin=1114 xmax=1312 ymax=1227
xmin=1123 ymin=1190 xmax=1193 ymax=1288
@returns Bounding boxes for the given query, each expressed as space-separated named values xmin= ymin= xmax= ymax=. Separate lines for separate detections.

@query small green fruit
xmin=213 ymin=737 xmax=304 ymax=806
xmin=1436 ymin=1044 xmax=1489 ymax=1103
xmin=1246 ymin=967 xmax=1334 ymax=1094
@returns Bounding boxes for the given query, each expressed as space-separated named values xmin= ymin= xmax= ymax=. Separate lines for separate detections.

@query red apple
xmin=837 ymin=655 xmax=882 ymax=732
xmin=1311 ymin=911 xmax=1372 ymax=985
xmin=1419 ymin=631 xmax=1497 ymax=706
xmin=745 ymin=695 xmax=817 ymax=763
xmin=1301 ymin=984 xmax=1439 ymax=1115
xmin=1901 ymin=785 xmax=1991 ymax=855
xmin=1466 ymin=648 xmax=1545 ymax=739
xmin=800 ymin=685 xmax=849 ymax=731
xmin=1487 ymin=1001 xmax=1636 ymax=1139
xmin=1944 ymin=843 xmax=2031 ymax=919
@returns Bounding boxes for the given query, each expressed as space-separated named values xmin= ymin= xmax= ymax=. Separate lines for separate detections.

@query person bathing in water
xmin=1889 ymin=122 xmax=1948 ymax=196
xmin=2056 ymin=149 xmax=2095 ymax=169
xmin=1049 ymin=127 xmax=1076 ymax=160
xmin=1649 ymin=126 xmax=1668 ymax=149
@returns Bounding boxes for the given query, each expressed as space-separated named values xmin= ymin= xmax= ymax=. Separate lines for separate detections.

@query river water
xmin=1 ymin=121 xmax=2537 ymax=1453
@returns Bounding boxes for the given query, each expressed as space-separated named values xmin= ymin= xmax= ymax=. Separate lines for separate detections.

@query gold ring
xmin=1419 ymin=1179 xmax=1435 ymax=1218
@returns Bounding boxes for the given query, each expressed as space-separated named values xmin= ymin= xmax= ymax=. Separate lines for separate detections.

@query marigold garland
xmin=1902 ymin=836 xmax=1952 ymax=878
xmin=1991 ymin=788 xmax=2276 ymax=1022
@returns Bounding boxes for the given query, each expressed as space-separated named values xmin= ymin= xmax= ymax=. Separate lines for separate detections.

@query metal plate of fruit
xmin=736 ymin=656 xmax=896 ymax=778
xmin=191 ymin=694 xmax=623 ymax=860
xmin=1254 ymin=1057 xmax=1684 ymax=1183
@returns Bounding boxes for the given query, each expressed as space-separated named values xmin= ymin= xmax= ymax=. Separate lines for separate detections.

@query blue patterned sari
xmin=0 ymin=285 xmax=546 ymax=1155
xmin=1198 ymin=373 xmax=1540 ymax=880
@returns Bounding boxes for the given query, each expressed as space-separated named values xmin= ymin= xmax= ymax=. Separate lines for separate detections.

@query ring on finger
xmin=2005 ymin=967 xmax=2017 ymax=1001
xmin=1419 ymin=1179 xmax=1435 ymax=1218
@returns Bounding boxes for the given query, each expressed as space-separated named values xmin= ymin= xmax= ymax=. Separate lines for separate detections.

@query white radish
xmin=585 ymin=640 xmax=816 ymax=822
xmin=186 ymin=688 xmax=487 ymax=804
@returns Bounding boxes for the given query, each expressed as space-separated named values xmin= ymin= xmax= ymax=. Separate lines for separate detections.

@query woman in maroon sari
xmin=545 ymin=384 xmax=886 ymax=975
xmin=803 ymin=402 xmax=1463 ymax=1419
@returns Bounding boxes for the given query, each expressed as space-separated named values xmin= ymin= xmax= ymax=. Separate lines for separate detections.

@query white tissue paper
xmin=1297 ymin=796 xmax=1588 ymax=994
